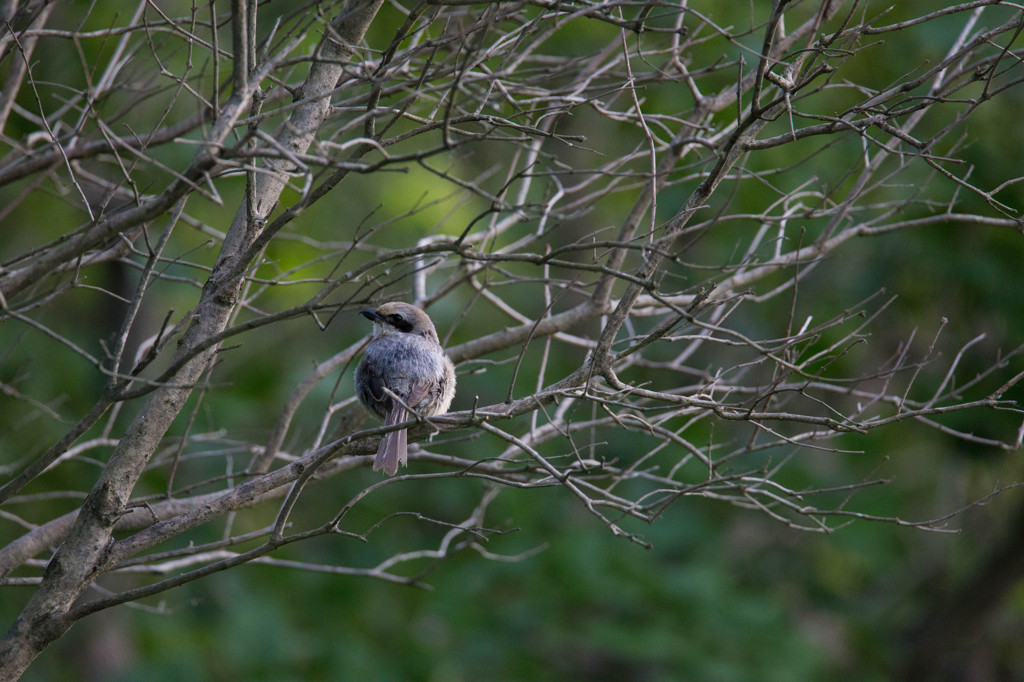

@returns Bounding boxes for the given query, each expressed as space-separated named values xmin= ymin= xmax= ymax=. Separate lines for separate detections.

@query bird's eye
xmin=389 ymin=314 xmax=413 ymax=332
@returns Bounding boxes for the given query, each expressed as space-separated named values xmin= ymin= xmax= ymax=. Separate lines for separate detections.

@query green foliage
xmin=3 ymin=0 xmax=1024 ymax=679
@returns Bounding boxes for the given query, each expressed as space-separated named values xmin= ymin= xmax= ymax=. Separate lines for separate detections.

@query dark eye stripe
xmin=389 ymin=314 xmax=413 ymax=333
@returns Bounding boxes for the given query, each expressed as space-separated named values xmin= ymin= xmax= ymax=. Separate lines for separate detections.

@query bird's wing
xmin=405 ymin=379 xmax=432 ymax=412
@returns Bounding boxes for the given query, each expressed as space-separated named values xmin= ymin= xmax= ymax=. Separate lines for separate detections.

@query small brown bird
xmin=355 ymin=302 xmax=456 ymax=475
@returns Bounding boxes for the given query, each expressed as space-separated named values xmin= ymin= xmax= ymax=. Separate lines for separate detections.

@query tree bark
xmin=0 ymin=2 xmax=383 ymax=678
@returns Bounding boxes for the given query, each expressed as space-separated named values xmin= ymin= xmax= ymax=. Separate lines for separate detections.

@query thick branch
xmin=0 ymin=1 xmax=385 ymax=677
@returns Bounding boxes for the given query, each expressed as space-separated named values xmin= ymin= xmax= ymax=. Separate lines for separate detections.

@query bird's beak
xmin=360 ymin=308 xmax=383 ymax=323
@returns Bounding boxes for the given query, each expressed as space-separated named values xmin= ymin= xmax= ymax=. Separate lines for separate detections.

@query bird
xmin=355 ymin=302 xmax=456 ymax=475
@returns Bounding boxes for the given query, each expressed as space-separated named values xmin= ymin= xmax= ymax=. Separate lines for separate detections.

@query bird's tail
xmin=373 ymin=406 xmax=408 ymax=476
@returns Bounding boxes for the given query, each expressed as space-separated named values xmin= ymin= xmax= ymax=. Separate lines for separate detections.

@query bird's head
xmin=360 ymin=302 xmax=440 ymax=342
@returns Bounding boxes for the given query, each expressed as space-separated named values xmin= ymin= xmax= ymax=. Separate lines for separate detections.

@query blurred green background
xmin=2 ymin=1 xmax=1023 ymax=680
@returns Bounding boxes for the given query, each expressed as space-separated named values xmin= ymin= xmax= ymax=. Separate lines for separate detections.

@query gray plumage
xmin=355 ymin=302 xmax=456 ymax=475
